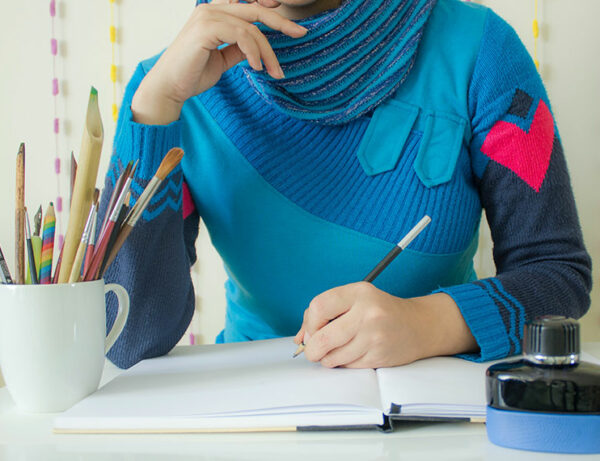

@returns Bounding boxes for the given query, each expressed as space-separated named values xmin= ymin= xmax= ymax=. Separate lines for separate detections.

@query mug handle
xmin=104 ymin=283 xmax=130 ymax=354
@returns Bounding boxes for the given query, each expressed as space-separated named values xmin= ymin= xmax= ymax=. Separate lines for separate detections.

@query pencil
xmin=39 ymin=202 xmax=56 ymax=284
xmin=24 ymin=208 xmax=39 ymax=285
xmin=15 ymin=143 xmax=25 ymax=284
xmin=0 ymin=245 xmax=14 ymax=284
xmin=292 ymin=215 xmax=432 ymax=358
xmin=100 ymin=148 xmax=184 ymax=277
xmin=58 ymin=87 xmax=104 ymax=283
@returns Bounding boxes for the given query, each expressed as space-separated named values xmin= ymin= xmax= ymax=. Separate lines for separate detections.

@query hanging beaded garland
xmin=533 ymin=0 xmax=540 ymax=70
xmin=109 ymin=0 xmax=119 ymax=122
xmin=49 ymin=0 xmax=64 ymax=249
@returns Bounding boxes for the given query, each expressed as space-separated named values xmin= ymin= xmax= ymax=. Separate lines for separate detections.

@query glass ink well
xmin=485 ymin=316 xmax=600 ymax=454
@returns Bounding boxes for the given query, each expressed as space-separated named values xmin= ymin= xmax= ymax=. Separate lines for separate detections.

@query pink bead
xmin=52 ymin=78 xmax=59 ymax=96
xmin=58 ymin=234 xmax=64 ymax=249
xmin=56 ymin=196 xmax=63 ymax=212
xmin=54 ymin=157 xmax=61 ymax=174
xmin=50 ymin=0 xmax=56 ymax=17
xmin=54 ymin=118 xmax=59 ymax=134
xmin=189 ymin=333 xmax=195 ymax=345
xmin=51 ymin=38 xmax=58 ymax=56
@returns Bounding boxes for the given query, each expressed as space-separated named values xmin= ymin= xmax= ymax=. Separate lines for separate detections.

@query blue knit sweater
xmin=101 ymin=1 xmax=592 ymax=369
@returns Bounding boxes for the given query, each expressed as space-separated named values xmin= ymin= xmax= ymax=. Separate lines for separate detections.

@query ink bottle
xmin=486 ymin=316 xmax=600 ymax=454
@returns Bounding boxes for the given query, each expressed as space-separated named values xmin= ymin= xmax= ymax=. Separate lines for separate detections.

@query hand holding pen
xmin=293 ymin=216 xmax=445 ymax=368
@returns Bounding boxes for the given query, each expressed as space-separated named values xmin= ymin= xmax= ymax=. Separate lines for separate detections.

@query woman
xmin=102 ymin=0 xmax=591 ymax=369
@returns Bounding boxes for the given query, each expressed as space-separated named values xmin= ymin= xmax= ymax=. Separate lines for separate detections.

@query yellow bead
xmin=532 ymin=20 xmax=539 ymax=38
xmin=534 ymin=59 xmax=540 ymax=70
xmin=110 ymin=64 xmax=117 ymax=83
xmin=109 ymin=0 xmax=115 ymax=3
xmin=110 ymin=26 xmax=116 ymax=43
xmin=112 ymin=103 xmax=118 ymax=121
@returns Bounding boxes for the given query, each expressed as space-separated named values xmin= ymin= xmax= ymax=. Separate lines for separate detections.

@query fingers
xmin=194 ymin=4 xmax=306 ymax=79
xmin=208 ymin=3 xmax=307 ymax=37
xmin=303 ymin=308 xmax=359 ymax=363
xmin=320 ymin=336 xmax=369 ymax=368
xmin=302 ymin=284 xmax=358 ymax=337
xmin=198 ymin=12 xmax=279 ymax=77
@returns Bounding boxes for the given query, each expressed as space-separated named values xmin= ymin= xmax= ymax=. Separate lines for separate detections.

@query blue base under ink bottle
xmin=486 ymin=316 xmax=600 ymax=454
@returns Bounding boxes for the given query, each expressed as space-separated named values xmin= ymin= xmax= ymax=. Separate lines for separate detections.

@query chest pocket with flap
xmin=357 ymin=99 xmax=468 ymax=188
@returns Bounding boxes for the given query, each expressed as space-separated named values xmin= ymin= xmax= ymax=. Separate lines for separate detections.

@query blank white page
xmin=376 ymin=356 xmax=490 ymax=418
xmin=55 ymin=337 xmax=382 ymax=431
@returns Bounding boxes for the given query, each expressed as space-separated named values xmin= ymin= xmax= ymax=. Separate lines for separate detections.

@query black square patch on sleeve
xmin=507 ymin=89 xmax=534 ymax=119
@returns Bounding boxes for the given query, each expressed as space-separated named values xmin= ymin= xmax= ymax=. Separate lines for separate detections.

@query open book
xmin=54 ymin=337 xmax=490 ymax=433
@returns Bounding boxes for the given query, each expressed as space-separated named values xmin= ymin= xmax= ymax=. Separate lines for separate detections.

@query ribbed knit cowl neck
xmin=197 ymin=0 xmax=437 ymax=124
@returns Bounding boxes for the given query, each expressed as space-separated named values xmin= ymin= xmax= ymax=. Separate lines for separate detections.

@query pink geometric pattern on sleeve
xmin=481 ymin=99 xmax=555 ymax=192
xmin=182 ymin=181 xmax=195 ymax=219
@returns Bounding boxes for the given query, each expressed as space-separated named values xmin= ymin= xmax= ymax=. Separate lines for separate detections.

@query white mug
xmin=0 ymin=279 xmax=129 ymax=413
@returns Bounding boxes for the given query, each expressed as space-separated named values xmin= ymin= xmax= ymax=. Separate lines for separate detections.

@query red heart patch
xmin=481 ymin=99 xmax=555 ymax=192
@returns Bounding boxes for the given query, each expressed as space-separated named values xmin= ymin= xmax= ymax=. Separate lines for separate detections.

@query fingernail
xmin=276 ymin=66 xmax=285 ymax=79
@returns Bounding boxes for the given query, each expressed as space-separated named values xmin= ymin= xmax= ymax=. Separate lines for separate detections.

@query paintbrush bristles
xmin=155 ymin=148 xmax=184 ymax=181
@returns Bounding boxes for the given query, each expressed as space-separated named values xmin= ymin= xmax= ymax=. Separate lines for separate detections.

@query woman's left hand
xmin=294 ymin=282 xmax=477 ymax=368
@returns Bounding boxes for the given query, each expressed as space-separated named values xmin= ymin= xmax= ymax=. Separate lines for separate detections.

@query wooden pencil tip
xmin=18 ymin=142 xmax=25 ymax=155
xmin=93 ymin=188 xmax=100 ymax=205
xmin=90 ymin=86 xmax=98 ymax=97
xmin=155 ymin=148 xmax=184 ymax=181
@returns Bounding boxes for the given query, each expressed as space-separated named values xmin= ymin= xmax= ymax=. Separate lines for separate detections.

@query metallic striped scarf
xmin=198 ymin=0 xmax=437 ymax=124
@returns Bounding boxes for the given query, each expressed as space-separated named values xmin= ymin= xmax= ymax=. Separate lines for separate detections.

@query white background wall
xmin=0 ymin=0 xmax=598 ymax=361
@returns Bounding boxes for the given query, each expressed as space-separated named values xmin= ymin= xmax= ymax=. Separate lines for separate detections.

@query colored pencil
xmin=101 ymin=148 xmax=184 ymax=277
xmin=24 ymin=208 xmax=39 ymax=285
xmin=0 ymin=245 xmax=14 ymax=284
xmin=15 ymin=143 xmax=25 ymax=284
xmin=58 ymin=87 xmax=104 ymax=283
xmin=292 ymin=215 xmax=432 ymax=358
xmin=39 ymin=203 xmax=56 ymax=284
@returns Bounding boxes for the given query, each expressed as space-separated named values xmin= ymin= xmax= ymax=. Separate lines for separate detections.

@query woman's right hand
xmin=131 ymin=1 xmax=307 ymax=125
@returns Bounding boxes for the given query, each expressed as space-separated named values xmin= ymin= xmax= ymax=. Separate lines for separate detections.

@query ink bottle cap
xmin=485 ymin=316 xmax=600 ymax=454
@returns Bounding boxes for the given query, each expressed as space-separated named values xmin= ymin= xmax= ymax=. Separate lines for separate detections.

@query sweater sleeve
xmin=101 ymin=60 xmax=200 ymax=369
xmin=437 ymin=10 xmax=592 ymax=362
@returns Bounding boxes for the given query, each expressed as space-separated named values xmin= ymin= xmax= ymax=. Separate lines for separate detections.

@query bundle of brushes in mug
xmin=0 ymin=87 xmax=184 ymax=286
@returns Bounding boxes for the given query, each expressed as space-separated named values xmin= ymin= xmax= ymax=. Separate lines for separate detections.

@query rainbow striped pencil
xmin=39 ymin=203 xmax=55 ymax=284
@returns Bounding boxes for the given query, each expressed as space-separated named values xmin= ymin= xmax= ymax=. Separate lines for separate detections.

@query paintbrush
xmin=101 ymin=148 xmax=184 ymax=277
xmin=68 ymin=189 xmax=99 ymax=283
xmin=83 ymin=189 xmax=100 ymax=277
xmin=83 ymin=174 xmax=134 ymax=281
xmin=99 ymin=161 xmax=132 ymax=236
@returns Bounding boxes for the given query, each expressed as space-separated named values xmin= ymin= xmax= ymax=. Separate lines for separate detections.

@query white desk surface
xmin=1 ymin=344 xmax=599 ymax=461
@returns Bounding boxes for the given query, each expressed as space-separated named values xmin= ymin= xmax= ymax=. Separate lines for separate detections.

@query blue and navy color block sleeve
xmin=100 ymin=63 xmax=199 ymax=369
xmin=438 ymin=11 xmax=592 ymax=361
